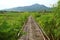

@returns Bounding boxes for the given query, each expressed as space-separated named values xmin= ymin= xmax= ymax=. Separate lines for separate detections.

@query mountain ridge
xmin=3 ymin=4 xmax=51 ymax=11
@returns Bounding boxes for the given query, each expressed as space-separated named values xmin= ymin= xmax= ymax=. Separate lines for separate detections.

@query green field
xmin=0 ymin=12 xmax=60 ymax=40
xmin=0 ymin=12 xmax=30 ymax=40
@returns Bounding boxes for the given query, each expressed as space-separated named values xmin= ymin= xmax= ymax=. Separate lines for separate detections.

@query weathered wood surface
xmin=18 ymin=16 xmax=50 ymax=40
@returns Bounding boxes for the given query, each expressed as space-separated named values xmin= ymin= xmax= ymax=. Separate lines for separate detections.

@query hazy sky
xmin=0 ymin=0 xmax=58 ymax=10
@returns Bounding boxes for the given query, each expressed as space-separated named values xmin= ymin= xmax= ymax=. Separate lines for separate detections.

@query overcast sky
xmin=0 ymin=0 xmax=58 ymax=10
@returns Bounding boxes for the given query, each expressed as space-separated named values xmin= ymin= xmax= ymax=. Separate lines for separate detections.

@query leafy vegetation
xmin=32 ymin=13 xmax=60 ymax=40
xmin=0 ymin=12 xmax=30 ymax=40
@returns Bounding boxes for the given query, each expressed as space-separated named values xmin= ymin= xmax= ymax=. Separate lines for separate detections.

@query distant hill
xmin=3 ymin=4 xmax=51 ymax=11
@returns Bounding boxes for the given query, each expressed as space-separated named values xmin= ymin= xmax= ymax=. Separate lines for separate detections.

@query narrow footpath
xmin=18 ymin=16 xmax=50 ymax=40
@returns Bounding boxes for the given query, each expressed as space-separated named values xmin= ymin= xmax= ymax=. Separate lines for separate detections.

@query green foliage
xmin=0 ymin=12 xmax=30 ymax=40
xmin=32 ymin=12 xmax=60 ymax=40
xmin=54 ymin=0 xmax=60 ymax=16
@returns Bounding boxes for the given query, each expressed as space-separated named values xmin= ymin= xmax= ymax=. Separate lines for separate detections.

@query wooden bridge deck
xmin=18 ymin=16 xmax=50 ymax=40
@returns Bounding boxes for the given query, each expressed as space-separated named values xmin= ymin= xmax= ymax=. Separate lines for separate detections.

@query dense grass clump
xmin=0 ymin=12 xmax=30 ymax=40
xmin=32 ymin=12 xmax=60 ymax=40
